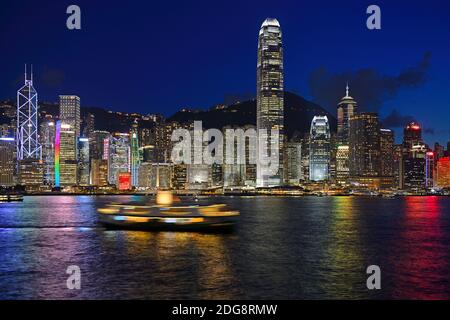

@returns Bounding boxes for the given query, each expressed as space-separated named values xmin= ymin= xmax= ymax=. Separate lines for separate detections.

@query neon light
xmin=79 ymin=138 xmax=89 ymax=142
xmin=54 ymin=120 xmax=61 ymax=187
xmin=0 ymin=137 xmax=15 ymax=141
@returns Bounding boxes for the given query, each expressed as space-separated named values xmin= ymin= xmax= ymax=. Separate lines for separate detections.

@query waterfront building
xmin=256 ymin=18 xmax=284 ymax=187
xmin=404 ymin=143 xmax=427 ymax=191
xmin=425 ymin=151 xmax=435 ymax=188
xmin=118 ymin=172 xmax=131 ymax=191
xmin=309 ymin=116 xmax=330 ymax=181
xmin=380 ymin=129 xmax=394 ymax=177
xmin=107 ymin=133 xmax=130 ymax=186
xmin=337 ymin=83 xmax=357 ymax=144
xmin=40 ymin=120 xmax=55 ymax=185
xmin=172 ymin=164 xmax=188 ymax=190
xmin=336 ymin=145 xmax=350 ymax=184
xmin=349 ymin=113 xmax=380 ymax=178
xmin=130 ymin=122 xmax=140 ymax=187
xmin=138 ymin=163 xmax=172 ymax=189
xmin=187 ymin=164 xmax=211 ymax=190
xmin=77 ymin=137 xmax=90 ymax=186
xmin=18 ymin=158 xmax=43 ymax=191
xmin=59 ymin=95 xmax=81 ymax=137
xmin=402 ymin=122 xmax=425 ymax=190
xmin=0 ymin=137 xmax=16 ymax=186
xmin=436 ymin=157 xmax=450 ymax=188
xmin=91 ymin=159 xmax=108 ymax=187
xmin=56 ymin=122 xmax=77 ymax=187
xmin=285 ymin=142 xmax=302 ymax=185
xmin=16 ymin=65 xmax=41 ymax=162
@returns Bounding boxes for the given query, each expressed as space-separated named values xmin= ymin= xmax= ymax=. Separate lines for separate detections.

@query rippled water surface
xmin=1 ymin=195 xmax=450 ymax=299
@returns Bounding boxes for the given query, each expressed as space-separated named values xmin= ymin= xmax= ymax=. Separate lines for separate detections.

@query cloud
xmin=308 ymin=52 xmax=431 ymax=114
xmin=381 ymin=109 xmax=416 ymax=128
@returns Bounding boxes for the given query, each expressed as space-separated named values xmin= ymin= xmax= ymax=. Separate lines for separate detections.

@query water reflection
xmin=391 ymin=196 xmax=450 ymax=299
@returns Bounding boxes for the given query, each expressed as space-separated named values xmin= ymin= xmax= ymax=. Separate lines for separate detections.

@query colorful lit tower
xmin=130 ymin=121 xmax=140 ymax=187
xmin=16 ymin=65 xmax=41 ymax=161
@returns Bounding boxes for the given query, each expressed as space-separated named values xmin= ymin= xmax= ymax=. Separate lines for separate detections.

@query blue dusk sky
xmin=1 ymin=0 xmax=450 ymax=144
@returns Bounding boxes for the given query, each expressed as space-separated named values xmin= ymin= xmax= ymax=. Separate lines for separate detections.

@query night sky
xmin=1 ymin=0 xmax=450 ymax=144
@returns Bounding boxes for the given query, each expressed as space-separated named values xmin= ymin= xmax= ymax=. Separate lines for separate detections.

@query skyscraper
xmin=77 ymin=137 xmax=90 ymax=186
xmin=309 ymin=116 xmax=330 ymax=181
xmin=336 ymin=145 xmax=350 ymax=184
xmin=436 ymin=157 xmax=450 ymax=188
xmin=107 ymin=133 xmax=130 ymax=186
xmin=256 ymin=18 xmax=284 ymax=187
xmin=17 ymin=65 xmax=41 ymax=161
xmin=349 ymin=113 xmax=381 ymax=177
xmin=0 ymin=137 xmax=15 ymax=186
xmin=56 ymin=122 xmax=78 ymax=187
xmin=379 ymin=129 xmax=394 ymax=177
xmin=59 ymin=95 xmax=81 ymax=137
xmin=404 ymin=143 xmax=427 ymax=191
xmin=130 ymin=122 xmax=140 ymax=187
xmin=40 ymin=120 xmax=55 ymax=186
xmin=337 ymin=83 xmax=357 ymax=144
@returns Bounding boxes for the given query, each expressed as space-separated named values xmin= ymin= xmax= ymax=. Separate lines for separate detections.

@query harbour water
xmin=1 ymin=195 xmax=450 ymax=299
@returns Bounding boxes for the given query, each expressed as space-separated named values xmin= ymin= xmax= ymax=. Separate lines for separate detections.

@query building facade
xmin=309 ymin=116 xmax=330 ymax=181
xmin=256 ymin=18 xmax=284 ymax=187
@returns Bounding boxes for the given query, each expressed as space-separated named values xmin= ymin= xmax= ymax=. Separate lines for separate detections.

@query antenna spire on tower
xmin=31 ymin=64 xmax=33 ymax=83
xmin=346 ymin=81 xmax=349 ymax=97
xmin=24 ymin=64 xmax=27 ymax=81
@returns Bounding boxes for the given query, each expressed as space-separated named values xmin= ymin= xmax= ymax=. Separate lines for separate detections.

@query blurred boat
xmin=0 ymin=194 xmax=24 ymax=202
xmin=98 ymin=191 xmax=239 ymax=231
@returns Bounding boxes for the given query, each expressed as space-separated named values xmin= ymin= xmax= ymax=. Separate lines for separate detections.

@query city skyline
xmin=1 ymin=1 xmax=450 ymax=146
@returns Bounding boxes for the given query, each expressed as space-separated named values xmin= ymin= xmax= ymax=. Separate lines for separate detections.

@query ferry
xmin=98 ymin=191 xmax=239 ymax=231
xmin=0 ymin=194 xmax=24 ymax=202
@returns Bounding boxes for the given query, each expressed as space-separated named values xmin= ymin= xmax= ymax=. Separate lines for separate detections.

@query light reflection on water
xmin=0 ymin=195 xmax=450 ymax=299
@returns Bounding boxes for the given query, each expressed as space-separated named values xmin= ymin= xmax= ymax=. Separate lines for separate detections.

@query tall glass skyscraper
xmin=337 ymin=83 xmax=357 ymax=144
xmin=256 ymin=18 xmax=284 ymax=187
xmin=309 ymin=116 xmax=331 ymax=181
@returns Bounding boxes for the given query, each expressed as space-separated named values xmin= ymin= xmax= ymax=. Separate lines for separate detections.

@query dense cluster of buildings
xmin=1 ymin=18 xmax=450 ymax=194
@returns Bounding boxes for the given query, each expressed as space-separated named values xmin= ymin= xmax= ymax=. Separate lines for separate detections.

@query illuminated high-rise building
xmin=91 ymin=159 xmax=108 ymax=187
xmin=436 ymin=157 xmax=450 ymax=188
xmin=380 ymin=129 xmax=394 ymax=177
xmin=402 ymin=121 xmax=424 ymax=190
xmin=40 ymin=120 xmax=55 ymax=185
xmin=77 ymin=137 xmax=90 ymax=185
xmin=0 ymin=137 xmax=16 ymax=186
xmin=337 ymin=83 xmax=357 ymax=144
xmin=403 ymin=121 xmax=423 ymax=154
xmin=59 ymin=95 xmax=81 ymax=137
xmin=130 ymin=122 xmax=140 ymax=187
xmin=285 ymin=142 xmax=302 ymax=185
xmin=309 ymin=116 xmax=330 ymax=181
xmin=16 ymin=65 xmax=41 ymax=162
xmin=336 ymin=145 xmax=350 ymax=184
xmin=256 ymin=18 xmax=284 ymax=187
xmin=18 ymin=158 xmax=43 ymax=191
xmin=425 ymin=151 xmax=435 ymax=188
xmin=90 ymin=130 xmax=110 ymax=160
xmin=404 ymin=143 xmax=426 ymax=191
xmin=107 ymin=133 xmax=130 ymax=186
xmin=55 ymin=122 xmax=77 ymax=187
xmin=349 ymin=113 xmax=380 ymax=177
